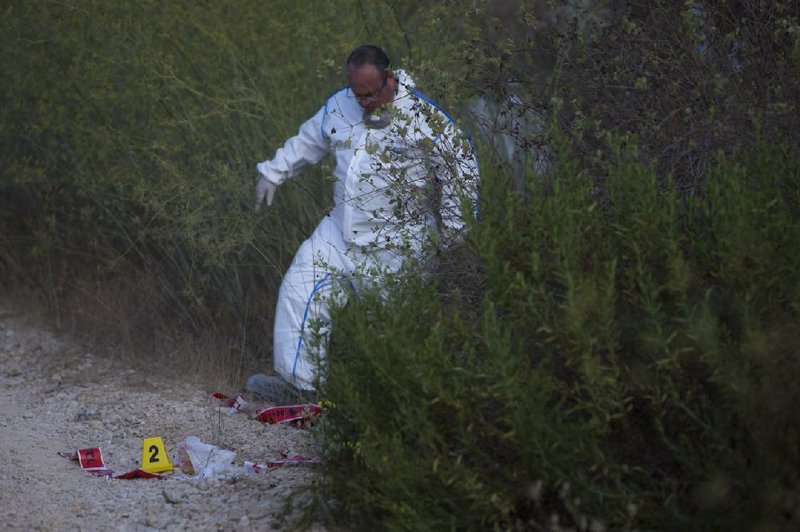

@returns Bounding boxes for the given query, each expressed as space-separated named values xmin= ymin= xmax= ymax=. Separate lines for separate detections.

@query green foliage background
xmin=2 ymin=1 xmax=799 ymax=530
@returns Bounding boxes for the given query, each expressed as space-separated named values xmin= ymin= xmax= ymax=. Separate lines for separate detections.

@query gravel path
xmin=0 ymin=302 xmax=324 ymax=531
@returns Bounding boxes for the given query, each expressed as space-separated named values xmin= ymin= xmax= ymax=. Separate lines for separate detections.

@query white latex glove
xmin=255 ymin=173 xmax=278 ymax=212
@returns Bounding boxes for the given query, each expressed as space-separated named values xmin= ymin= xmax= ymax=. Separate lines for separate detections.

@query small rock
xmin=75 ymin=408 xmax=100 ymax=422
xmin=162 ymin=489 xmax=184 ymax=505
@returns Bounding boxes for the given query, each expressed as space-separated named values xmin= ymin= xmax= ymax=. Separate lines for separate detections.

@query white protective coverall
xmin=256 ymin=70 xmax=479 ymax=391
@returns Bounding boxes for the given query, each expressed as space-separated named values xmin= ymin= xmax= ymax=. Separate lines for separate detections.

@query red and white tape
xmin=58 ymin=448 xmax=164 ymax=480
xmin=244 ymin=454 xmax=321 ymax=474
xmin=210 ymin=393 xmax=322 ymax=428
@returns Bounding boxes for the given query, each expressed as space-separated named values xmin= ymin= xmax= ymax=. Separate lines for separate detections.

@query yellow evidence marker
xmin=141 ymin=436 xmax=173 ymax=473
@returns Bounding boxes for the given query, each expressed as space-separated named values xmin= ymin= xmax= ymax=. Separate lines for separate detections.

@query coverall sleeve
xmin=256 ymin=105 xmax=330 ymax=185
xmin=432 ymin=121 xmax=480 ymax=242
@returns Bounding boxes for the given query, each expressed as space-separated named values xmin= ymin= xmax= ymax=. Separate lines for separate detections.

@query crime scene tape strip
xmin=256 ymin=404 xmax=322 ymax=427
xmin=244 ymin=455 xmax=321 ymax=474
xmin=58 ymin=448 xmax=112 ymax=477
xmin=210 ymin=393 xmax=322 ymax=428
xmin=59 ymin=448 xmax=164 ymax=480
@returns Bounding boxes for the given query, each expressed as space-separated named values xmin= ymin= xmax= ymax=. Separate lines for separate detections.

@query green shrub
xmin=318 ymin=138 xmax=800 ymax=530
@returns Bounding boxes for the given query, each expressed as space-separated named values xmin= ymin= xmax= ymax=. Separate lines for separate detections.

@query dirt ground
xmin=0 ymin=299 xmax=325 ymax=531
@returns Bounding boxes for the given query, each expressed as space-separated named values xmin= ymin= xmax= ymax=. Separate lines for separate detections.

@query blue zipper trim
xmin=412 ymin=89 xmax=455 ymax=124
xmin=412 ymin=89 xmax=480 ymax=220
xmin=291 ymin=272 xmax=357 ymax=381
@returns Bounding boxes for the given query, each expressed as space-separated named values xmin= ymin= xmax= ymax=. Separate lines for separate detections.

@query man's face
xmin=347 ymin=63 xmax=394 ymax=112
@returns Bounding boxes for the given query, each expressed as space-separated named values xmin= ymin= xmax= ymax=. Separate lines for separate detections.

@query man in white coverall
xmin=245 ymin=45 xmax=479 ymax=403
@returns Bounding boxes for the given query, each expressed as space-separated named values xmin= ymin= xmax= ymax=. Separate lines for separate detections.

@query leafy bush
xmin=318 ymin=138 xmax=800 ymax=530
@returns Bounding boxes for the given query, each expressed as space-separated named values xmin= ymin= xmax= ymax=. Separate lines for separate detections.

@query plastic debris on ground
xmin=176 ymin=436 xmax=238 ymax=479
xmin=58 ymin=393 xmax=325 ymax=482
xmin=60 ymin=437 xmax=321 ymax=482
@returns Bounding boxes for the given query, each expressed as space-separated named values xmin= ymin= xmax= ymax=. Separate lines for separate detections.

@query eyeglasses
xmin=352 ymin=70 xmax=388 ymax=102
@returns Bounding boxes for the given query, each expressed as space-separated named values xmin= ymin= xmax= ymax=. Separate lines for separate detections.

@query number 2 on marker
xmin=141 ymin=436 xmax=172 ymax=473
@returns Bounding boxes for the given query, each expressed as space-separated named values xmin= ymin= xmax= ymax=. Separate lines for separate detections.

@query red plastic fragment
xmin=114 ymin=468 xmax=165 ymax=480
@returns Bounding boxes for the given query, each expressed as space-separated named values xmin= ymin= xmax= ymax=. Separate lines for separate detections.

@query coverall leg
xmin=272 ymin=215 xmax=356 ymax=390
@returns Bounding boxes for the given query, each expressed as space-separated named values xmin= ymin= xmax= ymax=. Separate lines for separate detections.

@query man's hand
xmin=255 ymin=174 xmax=278 ymax=212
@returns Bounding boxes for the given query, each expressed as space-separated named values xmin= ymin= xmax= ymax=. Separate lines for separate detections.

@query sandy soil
xmin=0 ymin=301 xmax=324 ymax=531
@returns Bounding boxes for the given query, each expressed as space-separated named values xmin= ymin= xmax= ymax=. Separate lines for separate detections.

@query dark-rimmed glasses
xmin=352 ymin=70 xmax=388 ymax=102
